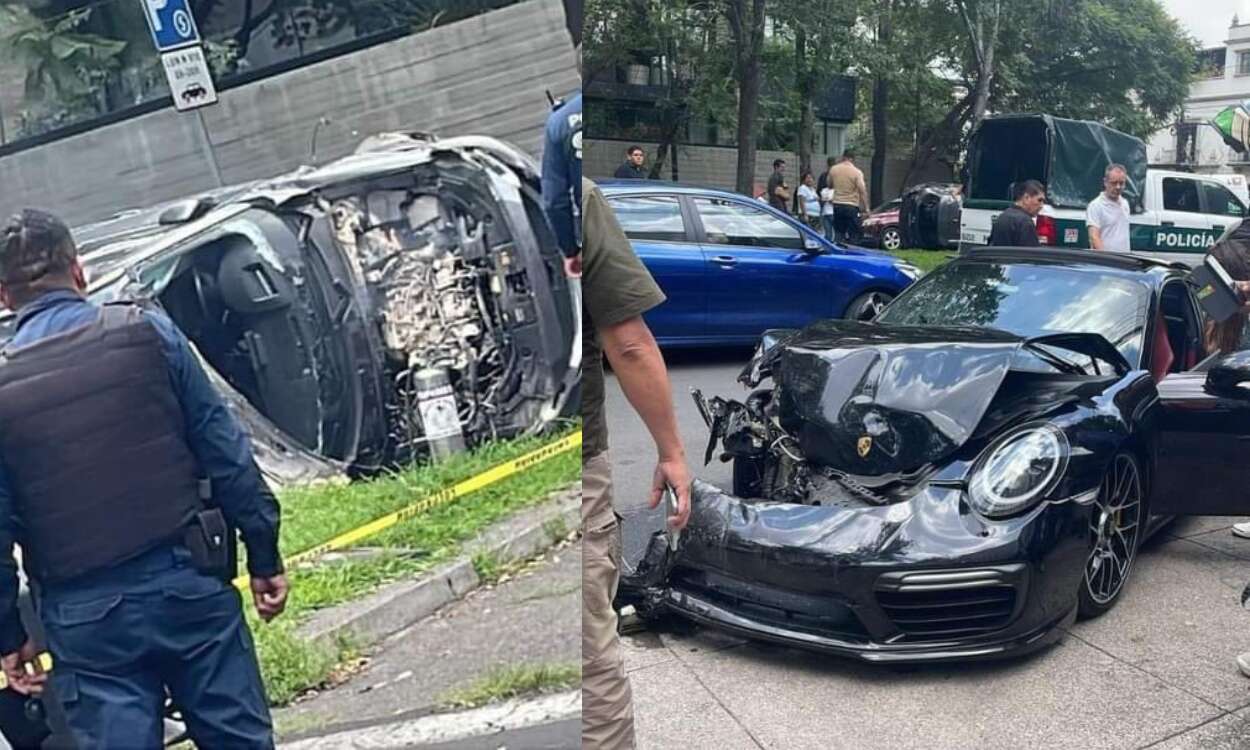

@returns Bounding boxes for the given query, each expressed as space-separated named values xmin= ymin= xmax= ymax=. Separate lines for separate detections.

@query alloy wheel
xmin=882 ymin=226 xmax=902 ymax=251
xmin=1084 ymin=454 xmax=1143 ymax=606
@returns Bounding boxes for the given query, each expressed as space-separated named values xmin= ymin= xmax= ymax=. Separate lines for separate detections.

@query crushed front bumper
xmin=619 ymin=479 xmax=1090 ymax=663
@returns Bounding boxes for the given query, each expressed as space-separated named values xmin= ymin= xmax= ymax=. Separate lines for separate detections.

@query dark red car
xmin=860 ymin=198 xmax=902 ymax=250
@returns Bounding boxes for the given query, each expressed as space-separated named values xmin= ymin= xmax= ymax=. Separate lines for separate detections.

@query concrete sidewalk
xmin=275 ymin=539 xmax=581 ymax=743
xmin=621 ymin=515 xmax=1250 ymax=750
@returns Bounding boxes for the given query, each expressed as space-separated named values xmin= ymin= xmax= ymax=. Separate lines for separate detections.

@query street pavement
xmin=605 ymin=348 xmax=1250 ymax=750
xmin=275 ymin=541 xmax=580 ymax=747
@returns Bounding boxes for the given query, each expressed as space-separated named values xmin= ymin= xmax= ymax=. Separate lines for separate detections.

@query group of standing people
xmin=987 ymin=163 xmax=1132 ymax=250
xmin=772 ymin=150 xmax=870 ymax=244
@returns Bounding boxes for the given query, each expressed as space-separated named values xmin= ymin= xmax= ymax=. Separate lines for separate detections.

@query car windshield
xmin=876 ymin=261 xmax=1150 ymax=368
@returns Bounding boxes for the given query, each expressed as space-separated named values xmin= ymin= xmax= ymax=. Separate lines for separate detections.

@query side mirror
xmin=1206 ymin=350 xmax=1250 ymax=397
xmin=803 ymin=236 xmax=823 ymax=254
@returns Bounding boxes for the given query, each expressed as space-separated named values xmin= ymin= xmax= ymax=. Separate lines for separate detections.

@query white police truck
xmin=960 ymin=114 xmax=1247 ymax=264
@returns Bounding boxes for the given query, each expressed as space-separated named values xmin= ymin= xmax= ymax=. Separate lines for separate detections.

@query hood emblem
xmin=857 ymin=436 xmax=872 ymax=458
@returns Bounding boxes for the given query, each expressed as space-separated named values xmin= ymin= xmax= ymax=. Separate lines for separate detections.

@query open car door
xmin=1152 ymin=350 xmax=1250 ymax=515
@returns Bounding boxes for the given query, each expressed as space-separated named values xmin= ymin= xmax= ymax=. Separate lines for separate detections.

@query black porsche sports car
xmin=2 ymin=132 xmax=579 ymax=485
xmin=621 ymin=247 xmax=1250 ymax=663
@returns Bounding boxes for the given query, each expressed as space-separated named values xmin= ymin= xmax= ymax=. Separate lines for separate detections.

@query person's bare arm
xmin=1088 ymin=225 xmax=1103 ymax=250
xmin=599 ymin=315 xmax=692 ymax=530
xmin=857 ymin=173 xmax=869 ymax=212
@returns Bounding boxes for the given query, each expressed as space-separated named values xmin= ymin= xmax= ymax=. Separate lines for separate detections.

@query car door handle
xmin=711 ymin=255 xmax=738 ymax=267
xmin=1161 ymin=221 xmax=1175 ymax=227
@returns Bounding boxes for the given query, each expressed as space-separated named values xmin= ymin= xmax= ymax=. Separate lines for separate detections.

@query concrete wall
xmin=0 ymin=0 xmax=578 ymax=224
xmin=585 ymin=138 xmax=952 ymax=203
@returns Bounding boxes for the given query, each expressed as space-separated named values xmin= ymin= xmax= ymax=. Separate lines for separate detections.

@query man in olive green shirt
xmin=581 ymin=178 xmax=691 ymax=749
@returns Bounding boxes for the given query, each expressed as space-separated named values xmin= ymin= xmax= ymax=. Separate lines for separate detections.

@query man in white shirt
xmin=1086 ymin=164 xmax=1131 ymax=251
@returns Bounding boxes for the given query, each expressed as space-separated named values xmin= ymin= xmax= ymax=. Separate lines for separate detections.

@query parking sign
xmin=141 ymin=0 xmax=201 ymax=52
xmin=161 ymin=47 xmax=218 ymax=111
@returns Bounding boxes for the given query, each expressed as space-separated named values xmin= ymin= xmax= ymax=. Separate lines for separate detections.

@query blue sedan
xmin=599 ymin=181 xmax=920 ymax=347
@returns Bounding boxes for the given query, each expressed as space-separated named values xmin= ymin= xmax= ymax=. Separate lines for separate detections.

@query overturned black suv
xmin=622 ymin=247 xmax=1250 ymax=663
xmin=5 ymin=133 xmax=579 ymax=483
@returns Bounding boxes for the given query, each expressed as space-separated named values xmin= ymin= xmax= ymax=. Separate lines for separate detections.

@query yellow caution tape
xmin=0 ymin=433 xmax=580 ymax=687
xmin=232 ymin=430 xmax=581 ymax=592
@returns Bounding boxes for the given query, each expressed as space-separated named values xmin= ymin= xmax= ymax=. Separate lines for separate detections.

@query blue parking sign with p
xmin=141 ymin=0 xmax=201 ymax=51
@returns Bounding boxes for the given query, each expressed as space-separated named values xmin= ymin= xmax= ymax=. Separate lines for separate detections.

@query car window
xmin=1163 ymin=177 xmax=1203 ymax=214
xmin=693 ymin=198 xmax=804 ymax=250
xmin=607 ymin=196 xmax=689 ymax=242
xmin=877 ymin=261 xmax=1150 ymax=368
xmin=1201 ymin=182 xmax=1246 ymax=217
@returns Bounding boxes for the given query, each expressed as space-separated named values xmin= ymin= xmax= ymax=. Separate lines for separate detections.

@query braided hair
xmin=0 ymin=209 xmax=78 ymax=305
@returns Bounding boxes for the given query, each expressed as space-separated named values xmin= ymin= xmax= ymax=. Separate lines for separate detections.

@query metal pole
xmin=195 ymin=107 xmax=224 ymax=187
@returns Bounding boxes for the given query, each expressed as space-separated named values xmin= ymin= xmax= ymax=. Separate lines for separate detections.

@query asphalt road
xmin=604 ymin=348 xmax=1250 ymax=750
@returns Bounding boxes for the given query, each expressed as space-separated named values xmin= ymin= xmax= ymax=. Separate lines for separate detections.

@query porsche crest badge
xmin=857 ymin=436 xmax=872 ymax=458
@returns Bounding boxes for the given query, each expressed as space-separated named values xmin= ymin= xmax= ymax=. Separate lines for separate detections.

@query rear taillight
xmin=1036 ymin=215 xmax=1057 ymax=245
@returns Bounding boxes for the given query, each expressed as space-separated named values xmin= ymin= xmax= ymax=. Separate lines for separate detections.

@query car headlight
xmin=968 ymin=425 xmax=1069 ymax=518
xmin=896 ymin=262 xmax=921 ymax=280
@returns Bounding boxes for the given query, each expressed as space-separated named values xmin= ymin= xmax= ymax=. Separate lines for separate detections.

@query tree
xmin=723 ymin=0 xmax=767 ymax=195
xmin=904 ymin=0 xmax=1197 ymax=185
xmin=870 ymin=1 xmax=893 ymax=206
xmin=586 ymin=0 xmax=732 ymax=182
xmin=0 ymin=5 xmax=127 ymax=137
xmin=771 ymin=0 xmax=864 ymax=182
xmin=955 ymin=0 xmax=1002 ymax=130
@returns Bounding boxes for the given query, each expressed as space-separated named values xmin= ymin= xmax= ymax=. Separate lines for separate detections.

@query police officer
xmin=0 ymin=209 xmax=287 ymax=747
xmin=543 ymin=88 xmax=582 ymax=276
xmin=543 ymin=13 xmax=582 ymax=278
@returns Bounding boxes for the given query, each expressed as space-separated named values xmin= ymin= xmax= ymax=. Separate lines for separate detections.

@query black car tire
xmin=845 ymin=291 xmax=894 ymax=322
xmin=1077 ymin=451 xmax=1146 ymax=619
xmin=881 ymin=226 xmax=902 ymax=251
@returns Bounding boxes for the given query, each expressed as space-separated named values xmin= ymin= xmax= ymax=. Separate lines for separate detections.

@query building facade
xmin=1148 ymin=16 xmax=1250 ymax=174
xmin=0 ymin=0 xmax=578 ymax=224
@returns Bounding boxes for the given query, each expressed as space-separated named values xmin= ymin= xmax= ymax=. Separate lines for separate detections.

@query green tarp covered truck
xmin=959 ymin=114 xmax=1248 ymax=262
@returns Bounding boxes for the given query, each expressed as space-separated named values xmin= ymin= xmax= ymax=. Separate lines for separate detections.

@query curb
xmin=295 ymin=484 xmax=581 ymax=649
xmin=279 ymin=689 xmax=580 ymax=750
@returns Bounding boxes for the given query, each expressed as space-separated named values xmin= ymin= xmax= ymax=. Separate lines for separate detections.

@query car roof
xmin=596 ymin=180 xmax=757 ymax=201
xmin=957 ymin=246 xmax=1188 ymax=282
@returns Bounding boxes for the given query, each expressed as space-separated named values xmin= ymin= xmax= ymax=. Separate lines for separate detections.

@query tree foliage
xmin=0 ymin=5 xmax=127 ymax=104
xmin=582 ymin=0 xmax=1198 ymax=195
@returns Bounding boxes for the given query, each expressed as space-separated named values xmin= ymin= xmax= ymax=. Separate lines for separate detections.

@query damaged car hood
xmin=771 ymin=321 xmax=1028 ymax=476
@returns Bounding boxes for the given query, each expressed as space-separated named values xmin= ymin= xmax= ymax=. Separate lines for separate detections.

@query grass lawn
xmin=439 ymin=662 xmax=581 ymax=710
xmin=890 ymin=248 xmax=955 ymax=274
xmin=248 ymin=423 xmax=582 ymax=705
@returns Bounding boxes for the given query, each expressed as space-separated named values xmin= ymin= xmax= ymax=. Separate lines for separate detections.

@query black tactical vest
xmin=0 ymin=304 xmax=202 ymax=583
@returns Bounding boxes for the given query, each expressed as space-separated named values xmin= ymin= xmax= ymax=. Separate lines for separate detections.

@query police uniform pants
xmin=39 ymin=544 xmax=273 ymax=749
xmin=582 ymin=451 xmax=635 ymax=750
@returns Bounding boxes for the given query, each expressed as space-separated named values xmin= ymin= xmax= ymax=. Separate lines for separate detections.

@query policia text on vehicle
xmin=0 ymin=210 xmax=288 ymax=748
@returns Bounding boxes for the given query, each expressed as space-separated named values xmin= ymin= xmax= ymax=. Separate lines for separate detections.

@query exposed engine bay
xmin=323 ymin=177 xmax=536 ymax=462
xmin=95 ymin=134 xmax=578 ymax=476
